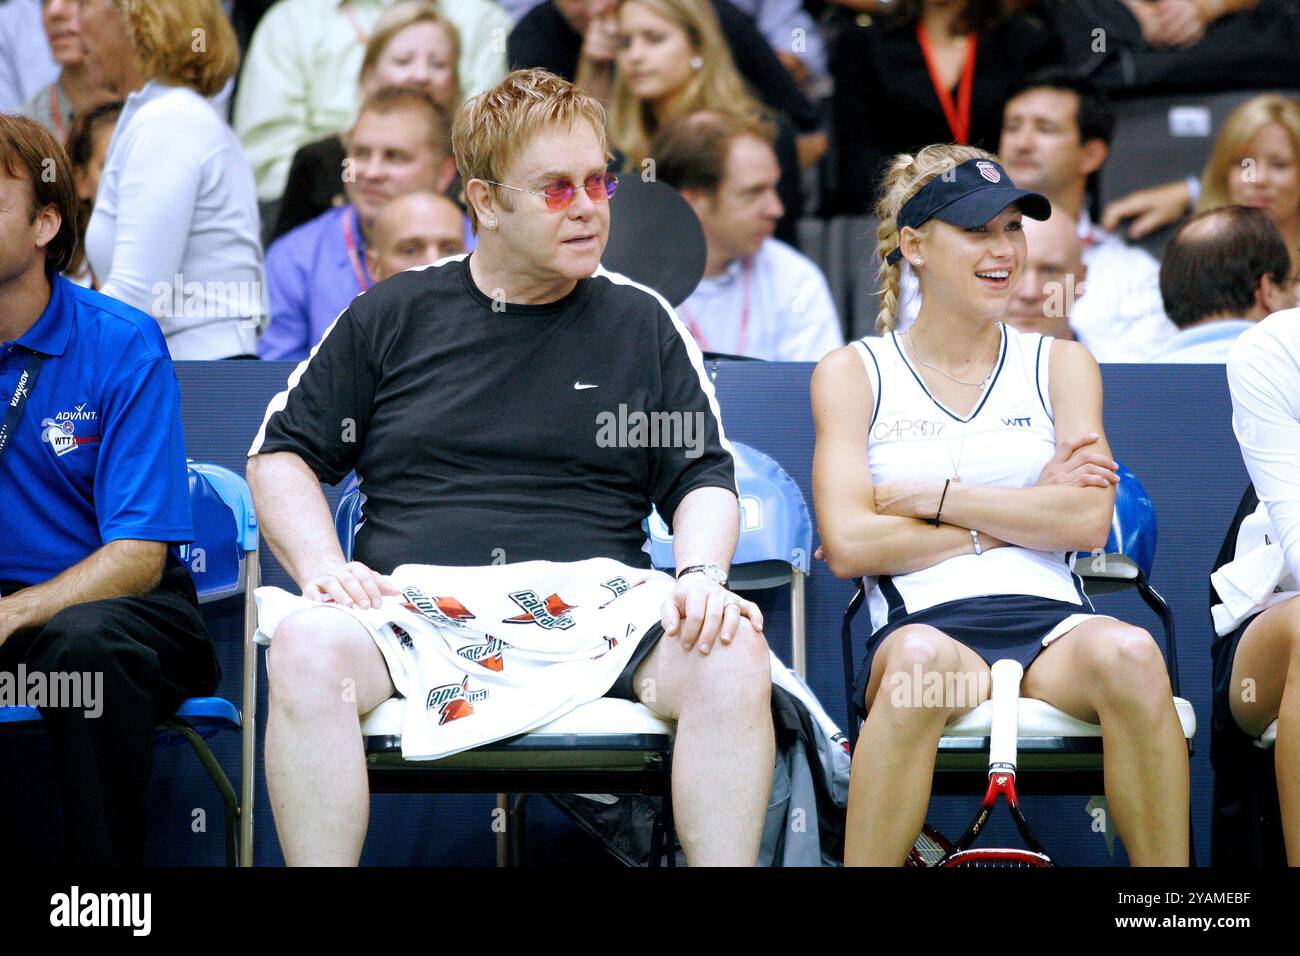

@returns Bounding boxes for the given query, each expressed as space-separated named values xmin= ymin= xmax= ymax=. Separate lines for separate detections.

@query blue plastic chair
xmin=0 ymin=461 xmax=258 ymax=866
xmin=1067 ymin=464 xmax=1180 ymax=698
xmin=646 ymin=440 xmax=813 ymax=677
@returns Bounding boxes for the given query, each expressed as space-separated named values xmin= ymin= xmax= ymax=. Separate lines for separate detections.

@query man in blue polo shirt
xmin=0 ymin=115 xmax=218 ymax=865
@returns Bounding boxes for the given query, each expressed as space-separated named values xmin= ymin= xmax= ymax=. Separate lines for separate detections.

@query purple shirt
xmin=260 ymin=204 xmax=369 ymax=362
xmin=259 ymin=203 xmax=479 ymax=362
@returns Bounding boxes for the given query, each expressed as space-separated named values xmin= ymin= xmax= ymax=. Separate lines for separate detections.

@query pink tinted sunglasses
xmin=483 ymin=172 xmax=619 ymax=210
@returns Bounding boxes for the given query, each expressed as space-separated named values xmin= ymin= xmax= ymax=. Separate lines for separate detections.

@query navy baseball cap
xmin=885 ymin=158 xmax=1051 ymax=265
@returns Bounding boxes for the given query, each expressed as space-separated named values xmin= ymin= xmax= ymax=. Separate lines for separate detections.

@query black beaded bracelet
xmin=929 ymin=478 xmax=952 ymax=527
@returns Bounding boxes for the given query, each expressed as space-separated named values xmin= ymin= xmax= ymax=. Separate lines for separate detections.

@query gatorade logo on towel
xmin=504 ymin=590 xmax=578 ymax=629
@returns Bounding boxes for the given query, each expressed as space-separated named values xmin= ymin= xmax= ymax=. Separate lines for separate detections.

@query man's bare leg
xmin=632 ymin=618 xmax=774 ymax=865
xmin=264 ymin=606 xmax=397 ymax=865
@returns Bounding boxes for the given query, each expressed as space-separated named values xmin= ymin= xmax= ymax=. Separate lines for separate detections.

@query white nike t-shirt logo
xmin=574 ymin=382 xmax=599 ymax=390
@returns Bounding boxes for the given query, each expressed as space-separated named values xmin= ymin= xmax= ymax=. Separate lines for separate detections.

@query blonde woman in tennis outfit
xmin=812 ymin=146 xmax=1190 ymax=866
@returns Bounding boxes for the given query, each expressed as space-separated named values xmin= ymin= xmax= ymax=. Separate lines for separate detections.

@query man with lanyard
xmin=246 ymin=68 xmax=774 ymax=865
xmin=259 ymin=86 xmax=458 ymax=361
xmin=653 ymin=111 xmax=843 ymax=361
xmin=0 ymin=115 xmax=218 ymax=865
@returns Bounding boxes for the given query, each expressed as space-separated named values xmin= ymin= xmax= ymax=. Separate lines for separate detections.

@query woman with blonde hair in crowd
xmin=607 ymin=0 xmax=804 ymax=243
xmin=1104 ymin=93 xmax=1300 ymax=287
xmin=81 ymin=0 xmax=265 ymax=359
xmin=812 ymin=142 xmax=1190 ymax=865
xmin=272 ymin=1 xmax=463 ymax=241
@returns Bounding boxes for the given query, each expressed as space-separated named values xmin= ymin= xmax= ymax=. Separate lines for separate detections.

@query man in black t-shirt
xmin=247 ymin=68 xmax=774 ymax=866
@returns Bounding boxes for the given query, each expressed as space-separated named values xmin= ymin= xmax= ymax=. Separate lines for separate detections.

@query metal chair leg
xmin=1136 ymin=572 xmax=1180 ymax=698
xmin=495 ymin=793 xmax=509 ymax=867
xmin=511 ymin=794 xmax=529 ymax=867
xmin=649 ymin=806 xmax=664 ymax=867
xmin=841 ymin=579 xmax=867 ymax=751
xmin=240 ymin=556 xmax=260 ymax=867
xmin=164 ymin=719 xmax=239 ymax=867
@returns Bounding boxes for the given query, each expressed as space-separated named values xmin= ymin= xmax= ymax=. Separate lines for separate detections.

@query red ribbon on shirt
xmin=916 ymin=23 xmax=978 ymax=146
xmin=342 ymin=2 xmax=370 ymax=44
xmin=342 ymin=208 xmax=373 ymax=292
xmin=49 ymin=86 xmax=67 ymax=143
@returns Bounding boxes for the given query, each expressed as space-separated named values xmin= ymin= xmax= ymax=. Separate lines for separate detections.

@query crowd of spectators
xmin=5 ymin=0 xmax=1300 ymax=869
xmin=4 ymin=0 xmax=1300 ymax=362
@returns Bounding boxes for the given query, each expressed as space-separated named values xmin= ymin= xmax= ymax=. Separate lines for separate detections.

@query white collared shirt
xmin=1071 ymin=211 xmax=1178 ymax=362
xmin=233 ymin=0 xmax=512 ymax=200
xmin=676 ymin=238 xmax=844 ymax=361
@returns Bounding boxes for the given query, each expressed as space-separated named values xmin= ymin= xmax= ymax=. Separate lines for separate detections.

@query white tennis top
xmin=852 ymin=323 xmax=1088 ymax=634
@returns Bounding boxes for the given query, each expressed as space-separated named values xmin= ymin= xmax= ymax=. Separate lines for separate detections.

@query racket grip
xmin=989 ymin=659 xmax=1024 ymax=771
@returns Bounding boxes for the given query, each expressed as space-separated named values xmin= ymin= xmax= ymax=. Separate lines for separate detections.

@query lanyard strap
xmin=342 ymin=208 xmax=373 ymax=292
xmin=915 ymin=23 xmax=978 ymax=145
xmin=49 ymin=86 xmax=67 ymax=142
xmin=0 ymin=352 xmax=46 ymax=465
xmin=680 ymin=258 xmax=752 ymax=356
xmin=342 ymin=2 xmax=370 ymax=44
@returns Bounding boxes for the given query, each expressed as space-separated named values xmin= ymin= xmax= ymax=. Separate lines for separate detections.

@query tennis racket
xmin=907 ymin=658 xmax=1053 ymax=867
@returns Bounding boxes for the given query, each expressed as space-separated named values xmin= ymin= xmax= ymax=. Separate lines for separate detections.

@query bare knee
xmin=268 ymin=609 xmax=375 ymax=715
xmin=1081 ymin=625 xmax=1171 ymax=714
xmin=683 ymin=619 xmax=771 ymax=709
xmin=882 ymin=626 xmax=962 ymax=678
xmin=871 ymin=626 xmax=964 ymax=718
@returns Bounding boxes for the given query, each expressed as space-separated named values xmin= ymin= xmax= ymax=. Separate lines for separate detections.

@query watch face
xmin=679 ymin=565 xmax=724 ymax=586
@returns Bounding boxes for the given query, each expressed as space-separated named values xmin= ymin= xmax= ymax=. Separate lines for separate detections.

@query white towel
xmin=255 ymin=558 xmax=674 ymax=759
xmin=1211 ymin=502 xmax=1298 ymax=636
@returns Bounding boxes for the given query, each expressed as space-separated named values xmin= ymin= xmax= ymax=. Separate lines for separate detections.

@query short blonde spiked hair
xmin=452 ymin=68 xmax=611 ymax=231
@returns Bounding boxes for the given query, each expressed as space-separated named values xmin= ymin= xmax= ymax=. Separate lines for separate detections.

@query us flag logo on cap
xmin=976 ymin=161 xmax=1001 ymax=183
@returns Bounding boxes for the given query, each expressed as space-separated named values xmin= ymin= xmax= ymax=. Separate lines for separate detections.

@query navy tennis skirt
xmin=853 ymin=593 xmax=1101 ymax=714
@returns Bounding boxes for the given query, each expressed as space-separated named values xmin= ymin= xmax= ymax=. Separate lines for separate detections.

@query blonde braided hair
xmin=873 ymin=144 xmax=998 ymax=333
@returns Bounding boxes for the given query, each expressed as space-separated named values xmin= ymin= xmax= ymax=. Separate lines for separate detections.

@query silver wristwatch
xmin=677 ymin=563 xmax=729 ymax=587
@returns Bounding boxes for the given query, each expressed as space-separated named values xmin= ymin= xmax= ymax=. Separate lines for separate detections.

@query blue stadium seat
xmin=0 ymin=462 xmax=258 ymax=865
